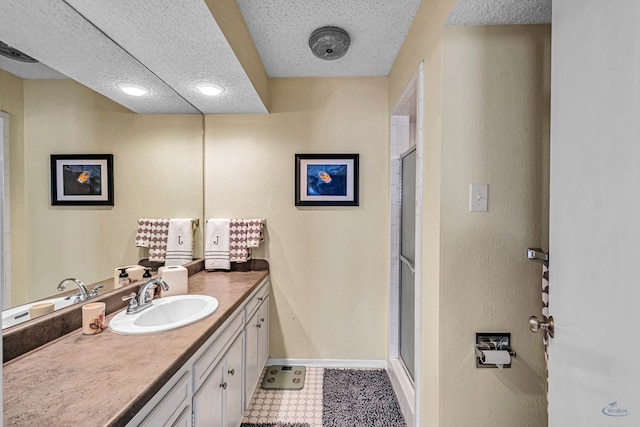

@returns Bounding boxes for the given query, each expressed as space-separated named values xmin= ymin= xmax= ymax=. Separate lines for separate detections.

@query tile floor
xmin=242 ymin=367 xmax=324 ymax=426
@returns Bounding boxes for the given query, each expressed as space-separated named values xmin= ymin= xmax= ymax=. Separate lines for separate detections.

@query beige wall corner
xmin=440 ymin=24 xmax=550 ymax=427
xmin=204 ymin=0 xmax=270 ymax=111
xmin=204 ymin=77 xmax=389 ymax=361
xmin=389 ymin=1 xmax=550 ymax=425
xmin=389 ymin=0 xmax=459 ymax=425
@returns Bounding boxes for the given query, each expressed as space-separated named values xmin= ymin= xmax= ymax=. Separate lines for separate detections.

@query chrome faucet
xmin=57 ymin=278 xmax=102 ymax=303
xmin=122 ymin=278 xmax=169 ymax=314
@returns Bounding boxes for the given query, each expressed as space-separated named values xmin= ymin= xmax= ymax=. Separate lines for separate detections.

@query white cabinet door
xmin=171 ymin=406 xmax=192 ymax=427
xmin=257 ymin=297 xmax=269 ymax=371
xmin=245 ymin=296 xmax=270 ymax=407
xmin=193 ymin=358 xmax=225 ymax=427
xmin=138 ymin=371 xmax=192 ymax=427
xmin=193 ymin=333 xmax=244 ymax=427
xmin=225 ymin=334 xmax=244 ymax=427
xmin=245 ymin=307 xmax=260 ymax=405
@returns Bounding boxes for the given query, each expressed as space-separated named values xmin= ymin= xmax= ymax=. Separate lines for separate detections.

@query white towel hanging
xmin=205 ymin=218 xmax=231 ymax=270
xmin=165 ymin=218 xmax=193 ymax=266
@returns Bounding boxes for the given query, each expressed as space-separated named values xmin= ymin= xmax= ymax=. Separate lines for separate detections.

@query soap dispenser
xmin=117 ymin=268 xmax=130 ymax=288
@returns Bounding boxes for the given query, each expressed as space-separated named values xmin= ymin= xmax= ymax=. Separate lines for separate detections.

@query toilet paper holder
xmin=475 ymin=333 xmax=516 ymax=368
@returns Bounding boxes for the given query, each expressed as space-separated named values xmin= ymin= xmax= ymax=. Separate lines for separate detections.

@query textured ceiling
xmin=64 ymin=0 xmax=267 ymax=114
xmin=236 ymin=0 xmax=422 ymax=78
xmin=0 ymin=0 xmax=200 ymax=114
xmin=446 ymin=0 xmax=551 ymax=25
xmin=0 ymin=0 xmax=551 ymax=114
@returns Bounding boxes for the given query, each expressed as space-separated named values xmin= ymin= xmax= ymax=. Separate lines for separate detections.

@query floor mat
xmin=322 ymin=369 xmax=406 ymax=427
xmin=241 ymin=424 xmax=310 ymax=427
xmin=261 ymin=365 xmax=306 ymax=390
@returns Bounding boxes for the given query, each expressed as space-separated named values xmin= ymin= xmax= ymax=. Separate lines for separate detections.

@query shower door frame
xmin=388 ymin=63 xmax=424 ymax=427
xmin=399 ymin=147 xmax=416 ymax=380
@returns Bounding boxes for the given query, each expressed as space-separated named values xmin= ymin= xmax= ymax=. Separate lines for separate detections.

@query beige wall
xmin=390 ymin=2 xmax=550 ymax=424
xmin=389 ymin=0 xmax=457 ymax=424
xmin=4 ymin=78 xmax=203 ymax=305
xmin=440 ymin=24 xmax=550 ymax=426
xmin=0 ymin=69 xmax=27 ymax=307
xmin=204 ymin=77 xmax=389 ymax=361
xmin=2 ymin=8 xmax=552 ymax=426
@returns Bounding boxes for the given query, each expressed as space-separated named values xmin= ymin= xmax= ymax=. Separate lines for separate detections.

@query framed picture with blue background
xmin=50 ymin=154 xmax=114 ymax=206
xmin=295 ymin=153 xmax=359 ymax=206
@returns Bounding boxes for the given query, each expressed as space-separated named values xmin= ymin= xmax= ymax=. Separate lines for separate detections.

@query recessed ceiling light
xmin=197 ymin=83 xmax=225 ymax=96
xmin=117 ymin=83 xmax=149 ymax=96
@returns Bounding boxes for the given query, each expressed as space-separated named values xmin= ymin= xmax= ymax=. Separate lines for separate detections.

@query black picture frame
xmin=50 ymin=154 xmax=114 ymax=206
xmin=295 ymin=154 xmax=359 ymax=206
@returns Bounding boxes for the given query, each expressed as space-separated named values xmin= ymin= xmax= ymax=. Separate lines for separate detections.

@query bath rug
xmin=240 ymin=424 xmax=310 ymax=427
xmin=323 ymin=368 xmax=406 ymax=427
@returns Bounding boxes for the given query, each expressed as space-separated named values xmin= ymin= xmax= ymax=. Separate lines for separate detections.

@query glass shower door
xmin=400 ymin=149 xmax=416 ymax=379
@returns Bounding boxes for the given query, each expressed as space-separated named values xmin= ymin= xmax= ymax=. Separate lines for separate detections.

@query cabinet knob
xmin=260 ymin=317 xmax=265 ymax=323
xmin=220 ymin=382 xmax=227 ymax=389
xmin=228 ymin=368 xmax=235 ymax=376
xmin=258 ymin=297 xmax=264 ymax=302
xmin=256 ymin=323 xmax=261 ymax=328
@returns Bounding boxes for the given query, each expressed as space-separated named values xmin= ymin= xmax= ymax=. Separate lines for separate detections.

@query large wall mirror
xmin=0 ymin=64 xmax=204 ymax=328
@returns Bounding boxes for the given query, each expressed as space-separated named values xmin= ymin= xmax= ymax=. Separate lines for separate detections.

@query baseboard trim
xmin=266 ymin=358 xmax=387 ymax=369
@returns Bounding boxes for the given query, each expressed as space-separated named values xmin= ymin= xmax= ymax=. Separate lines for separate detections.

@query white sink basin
xmin=2 ymin=296 xmax=77 ymax=329
xmin=109 ymin=294 xmax=219 ymax=335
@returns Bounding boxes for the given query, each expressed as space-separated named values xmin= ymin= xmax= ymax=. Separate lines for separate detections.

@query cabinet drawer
xmin=193 ymin=310 xmax=243 ymax=390
xmin=245 ymin=278 xmax=269 ymax=318
xmin=141 ymin=371 xmax=191 ymax=427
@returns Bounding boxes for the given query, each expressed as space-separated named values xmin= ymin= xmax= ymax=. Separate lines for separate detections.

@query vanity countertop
xmin=3 ymin=269 xmax=269 ymax=427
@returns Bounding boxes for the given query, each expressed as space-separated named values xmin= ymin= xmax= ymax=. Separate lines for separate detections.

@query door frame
xmin=388 ymin=62 xmax=424 ymax=427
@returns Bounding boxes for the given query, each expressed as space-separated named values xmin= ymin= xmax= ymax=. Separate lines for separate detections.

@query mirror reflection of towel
xmin=205 ymin=218 xmax=230 ymax=270
xmin=165 ymin=219 xmax=193 ymax=266
xmin=135 ymin=218 xmax=170 ymax=262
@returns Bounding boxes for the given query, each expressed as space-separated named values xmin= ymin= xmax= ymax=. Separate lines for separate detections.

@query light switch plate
xmin=469 ymin=184 xmax=488 ymax=211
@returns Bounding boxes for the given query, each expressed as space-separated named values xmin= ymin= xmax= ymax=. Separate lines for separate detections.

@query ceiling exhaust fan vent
xmin=308 ymin=26 xmax=350 ymax=60
xmin=0 ymin=41 xmax=38 ymax=63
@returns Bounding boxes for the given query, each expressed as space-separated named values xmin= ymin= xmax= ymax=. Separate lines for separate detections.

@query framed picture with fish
xmin=50 ymin=154 xmax=114 ymax=206
xmin=295 ymin=153 xmax=359 ymax=206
